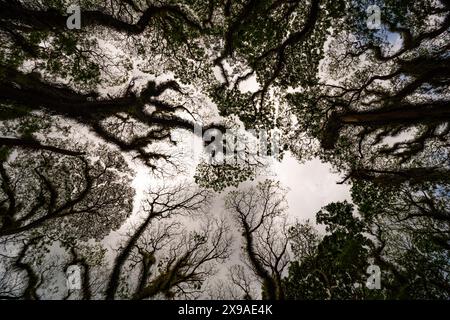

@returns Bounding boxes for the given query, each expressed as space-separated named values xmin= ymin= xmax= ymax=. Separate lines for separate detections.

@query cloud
xmin=271 ymin=153 xmax=351 ymax=230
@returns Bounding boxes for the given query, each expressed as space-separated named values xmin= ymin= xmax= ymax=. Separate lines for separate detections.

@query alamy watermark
xmin=366 ymin=5 xmax=381 ymax=30
xmin=66 ymin=5 xmax=81 ymax=30
xmin=354 ymin=264 xmax=382 ymax=290
xmin=66 ymin=264 xmax=81 ymax=291
xmin=64 ymin=3 xmax=383 ymax=31
xmin=366 ymin=264 xmax=381 ymax=289
xmin=193 ymin=124 xmax=281 ymax=166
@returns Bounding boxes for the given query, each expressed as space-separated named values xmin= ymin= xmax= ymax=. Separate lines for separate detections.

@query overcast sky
xmin=272 ymin=153 xmax=351 ymax=228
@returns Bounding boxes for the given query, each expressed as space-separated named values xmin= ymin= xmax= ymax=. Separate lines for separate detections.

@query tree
xmin=279 ymin=1 xmax=450 ymax=298
xmin=0 ymin=182 xmax=232 ymax=300
xmin=284 ymin=182 xmax=449 ymax=300
xmin=0 ymin=145 xmax=134 ymax=240
xmin=284 ymin=202 xmax=373 ymax=299
xmin=208 ymin=264 xmax=258 ymax=300
xmin=225 ymin=180 xmax=290 ymax=300
xmin=1 ymin=0 xmax=448 ymax=301
xmin=0 ymin=0 xmax=347 ymax=178
xmin=352 ymin=180 xmax=450 ymax=298
xmin=105 ymin=182 xmax=232 ymax=300
xmin=287 ymin=0 xmax=450 ymax=186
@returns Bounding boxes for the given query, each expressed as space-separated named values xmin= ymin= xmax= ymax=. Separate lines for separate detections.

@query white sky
xmin=271 ymin=153 xmax=351 ymax=228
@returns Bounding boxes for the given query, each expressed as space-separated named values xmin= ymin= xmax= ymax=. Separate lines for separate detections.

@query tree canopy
xmin=0 ymin=0 xmax=448 ymax=300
